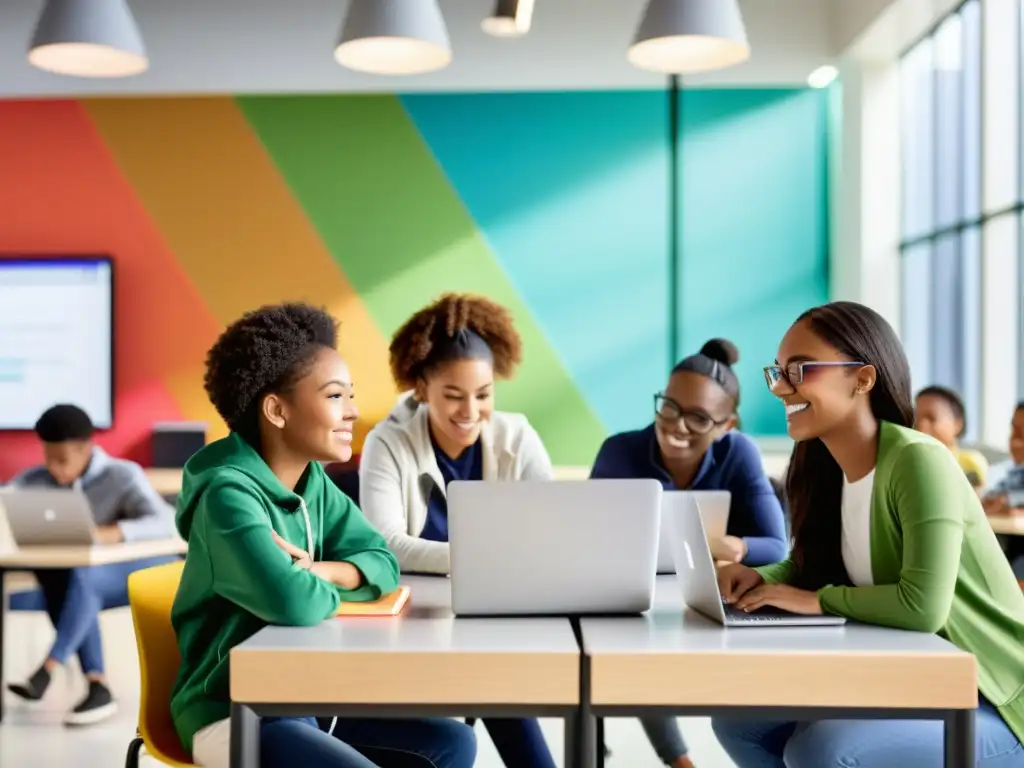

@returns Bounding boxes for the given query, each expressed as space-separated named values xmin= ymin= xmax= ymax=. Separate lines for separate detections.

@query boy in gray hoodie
xmin=5 ymin=404 xmax=177 ymax=725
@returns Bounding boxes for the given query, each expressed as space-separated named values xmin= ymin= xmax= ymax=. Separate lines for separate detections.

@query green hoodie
xmin=169 ymin=433 xmax=399 ymax=753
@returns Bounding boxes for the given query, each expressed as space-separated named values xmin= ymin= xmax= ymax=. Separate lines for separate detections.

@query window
xmin=961 ymin=227 xmax=982 ymax=442
xmin=900 ymin=1 xmax=984 ymax=434
xmin=901 ymin=242 xmax=933 ymax=390
xmin=963 ymin=0 xmax=982 ymax=221
xmin=900 ymin=39 xmax=934 ymax=242
xmin=934 ymin=15 xmax=963 ymax=230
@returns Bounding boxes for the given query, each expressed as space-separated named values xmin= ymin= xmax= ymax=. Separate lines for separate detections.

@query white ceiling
xmin=0 ymin=0 xmax=888 ymax=97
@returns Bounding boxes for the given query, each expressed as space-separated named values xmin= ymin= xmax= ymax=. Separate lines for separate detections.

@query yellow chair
xmin=124 ymin=560 xmax=194 ymax=768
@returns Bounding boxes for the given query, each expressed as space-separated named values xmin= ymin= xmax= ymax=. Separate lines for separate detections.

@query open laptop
xmin=448 ymin=479 xmax=662 ymax=616
xmin=668 ymin=495 xmax=846 ymax=627
xmin=657 ymin=490 xmax=731 ymax=573
xmin=0 ymin=488 xmax=98 ymax=546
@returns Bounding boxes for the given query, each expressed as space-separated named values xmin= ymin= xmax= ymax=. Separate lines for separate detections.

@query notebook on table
xmin=335 ymin=585 xmax=411 ymax=617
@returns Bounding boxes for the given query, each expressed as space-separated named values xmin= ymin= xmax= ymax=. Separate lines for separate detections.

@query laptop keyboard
xmin=723 ymin=604 xmax=794 ymax=623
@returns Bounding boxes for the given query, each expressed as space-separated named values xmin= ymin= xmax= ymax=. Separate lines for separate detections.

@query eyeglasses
xmin=653 ymin=394 xmax=731 ymax=435
xmin=763 ymin=361 xmax=866 ymax=390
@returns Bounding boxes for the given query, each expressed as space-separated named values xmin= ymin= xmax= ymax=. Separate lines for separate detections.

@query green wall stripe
xmin=237 ymin=94 xmax=605 ymax=464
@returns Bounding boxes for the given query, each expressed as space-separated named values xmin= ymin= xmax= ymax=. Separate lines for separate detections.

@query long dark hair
xmin=786 ymin=302 xmax=914 ymax=590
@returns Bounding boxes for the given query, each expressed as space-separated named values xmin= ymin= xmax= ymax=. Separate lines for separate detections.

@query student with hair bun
xmin=360 ymin=293 xmax=557 ymax=768
xmin=590 ymin=338 xmax=788 ymax=768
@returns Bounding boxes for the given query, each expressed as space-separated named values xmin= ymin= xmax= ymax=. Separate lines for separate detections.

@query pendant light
xmin=335 ymin=0 xmax=452 ymax=76
xmin=481 ymin=0 xmax=536 ymax=38
xmin=28 ymin=0 xmax=148 ymax=78
xmin=628 ymin=0 xmax=750 ymax=75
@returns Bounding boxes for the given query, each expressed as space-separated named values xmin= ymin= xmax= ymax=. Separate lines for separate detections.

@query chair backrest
xmin=127 ymin=560 xmax=193 ymax=766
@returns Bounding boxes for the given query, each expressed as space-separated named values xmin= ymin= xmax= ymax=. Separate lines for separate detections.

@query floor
xmin=1 ymin=608 xmax=737 ymax=767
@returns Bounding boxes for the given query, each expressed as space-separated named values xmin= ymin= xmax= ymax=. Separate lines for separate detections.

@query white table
xmin=582 ymin=577 xmax=978 ymax=768
xmin=229 ymin=575 xmax=585 ymax=767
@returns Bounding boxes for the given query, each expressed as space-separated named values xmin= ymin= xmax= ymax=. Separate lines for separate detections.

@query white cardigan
xmin=359 ymin=395 xmax=553 ymax=574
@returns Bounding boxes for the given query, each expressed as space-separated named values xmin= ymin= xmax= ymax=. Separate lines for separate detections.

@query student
xmin=983 ymin=401 xmax=1024 ymax=512
xmin=170 ymin=303 xmax=476 ymax=768
xmin=982 ymin=402 xmax=1024 ymax=577
xmin=914 ymin=385 xmax=988 ymax=489
xmin=590 ymin=339 xmax=788 ymax=768
xmin=360 ymin=293 xmax=557 ymax=768
xmin=711 ymin=301 xmax=1024 ymax=767
xmin=6 ymin=404 xmax=177 ymax=725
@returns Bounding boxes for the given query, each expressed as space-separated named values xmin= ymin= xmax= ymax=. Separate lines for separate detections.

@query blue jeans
xmin=712 ymin=697 xmax=1024 ymax=767
xmin=641 ymin=716 xmax=688 ymax=763
xmin=262 ymin=716 xmax=476 ymax=767
xmin=35 ymin=555 xmax=179 ymax=675
xmin=480 ymin=718 xmax=557 ymax=768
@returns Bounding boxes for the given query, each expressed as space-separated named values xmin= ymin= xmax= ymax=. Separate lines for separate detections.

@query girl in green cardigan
xmin=713 ymin=301 xmax=1024 ymax=767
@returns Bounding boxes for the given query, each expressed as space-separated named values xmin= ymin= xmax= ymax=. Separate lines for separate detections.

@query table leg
xmin=595 ymin=717 xmax=605 ymax=768
xmin=230 ymin=702 xmax=260 ymax=768
xmin=944 ymin=708 xmax=975 ymax=768
xmin=564 ymin=709 xmax=597 ymax=768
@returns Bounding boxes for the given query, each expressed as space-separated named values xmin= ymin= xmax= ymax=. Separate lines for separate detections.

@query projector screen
xmin=0 ymin=257 xmax=114 ymax=430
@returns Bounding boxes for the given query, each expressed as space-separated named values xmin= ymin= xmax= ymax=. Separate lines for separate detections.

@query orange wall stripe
xmin=0 ymin=100 xmax=221 ymax=477
xmin=85 ymin=98 xmax=395 ymax=447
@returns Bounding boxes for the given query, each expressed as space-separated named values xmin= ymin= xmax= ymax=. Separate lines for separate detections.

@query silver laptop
xmin=657 ymin=490 xmax=731 ymax=573
xmin=0 ymin=488 xmax=98 ymax=546
xmin=448 ymin=479 xmax=662 ymax=616
xmin=668 ymin=495 xmax=846 ymax=627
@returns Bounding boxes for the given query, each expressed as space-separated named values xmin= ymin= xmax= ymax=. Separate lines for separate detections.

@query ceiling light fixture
xmin=628 ymin=0 xmax=750 ymax=75
xmin=807 ymin=64 xmax=838 ymax=89
xmin=335 ymin=0 xmax=452 ymax=76
xmin=28 ymin=0 xmax=148 ymax=78
xmin=482 ymin=0 xmax=536 ymax=38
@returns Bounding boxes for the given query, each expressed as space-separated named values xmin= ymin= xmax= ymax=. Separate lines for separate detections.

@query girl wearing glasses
xmin=590 ymin=338 xmax=788 ymax=768
xmin=713 ymin=301 xmax=1024 ymax=767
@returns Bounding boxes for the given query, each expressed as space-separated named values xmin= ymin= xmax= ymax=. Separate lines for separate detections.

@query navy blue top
xmin=590 ymin=425 xmax=788 ymax=566
xmin=420 ymin=436 xmax=483 ymax=543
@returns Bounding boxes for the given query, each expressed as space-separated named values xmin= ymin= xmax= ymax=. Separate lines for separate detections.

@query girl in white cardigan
xmin=359 ymin=293 xmax=556 ymax=768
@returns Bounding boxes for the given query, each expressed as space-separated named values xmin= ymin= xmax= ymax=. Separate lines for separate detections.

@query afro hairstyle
xmin=204 ymin=302 xmax=338 ymax=437
xmin=35 ymin=404 xmax=94 ymax=443
xmin=388 ymin=293 xmax=523 ymax=391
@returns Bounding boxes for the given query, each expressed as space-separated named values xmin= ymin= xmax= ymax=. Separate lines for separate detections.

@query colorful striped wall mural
xmin=0 ymin=90 xmax=828 ymax=478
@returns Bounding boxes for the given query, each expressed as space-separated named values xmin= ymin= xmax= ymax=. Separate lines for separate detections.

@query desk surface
xmin=581 ymin=576 xmax=977 ymax=711
xmin=231 ymin=575 xmax=580 ymax=706
xmin=0 ymin=537 xmax=186 ymax=569
xmin=144 ymin=468 xmax=184 ymax=496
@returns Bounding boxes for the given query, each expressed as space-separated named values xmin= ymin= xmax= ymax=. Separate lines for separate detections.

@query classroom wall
xmin=678 ymin=89 xmax=831 ymax=436
xmin=0 ymin=89 xmax=828 ymax=478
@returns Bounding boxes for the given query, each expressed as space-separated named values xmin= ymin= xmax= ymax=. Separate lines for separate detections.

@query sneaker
xmin=8 ymin=665 xmax=51 ymax=701
xmin=63 ymin=681 xmax=117 ymax=726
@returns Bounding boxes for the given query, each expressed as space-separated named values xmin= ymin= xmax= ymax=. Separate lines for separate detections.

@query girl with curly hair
xmin=169 ymin=302 xmax=476 ymax=768
xmin=360 ymin=293 xmax=557 ymax=768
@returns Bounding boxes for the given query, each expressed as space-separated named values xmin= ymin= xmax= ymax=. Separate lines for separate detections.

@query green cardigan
xmin=758 ymin=421 xmax=1024 ymax=742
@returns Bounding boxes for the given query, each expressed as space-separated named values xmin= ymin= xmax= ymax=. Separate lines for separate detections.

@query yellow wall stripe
xmin=85 ymin=98 xmax=395 ymax=446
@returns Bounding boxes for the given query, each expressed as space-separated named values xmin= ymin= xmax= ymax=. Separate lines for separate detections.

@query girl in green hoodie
xmin=169 ymin=303 xmax=477 ymax=768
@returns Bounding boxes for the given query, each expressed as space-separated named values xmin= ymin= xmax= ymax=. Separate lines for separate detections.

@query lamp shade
xmin=335 ymin=0 xmax=452 ymax=76
xmin=28 ymin=0 xmax=148 ymax=78
xmin=481 ymin=0 xmax=535 ymax=38
xmin=628 ymin=0 xmax=750 ymax=75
